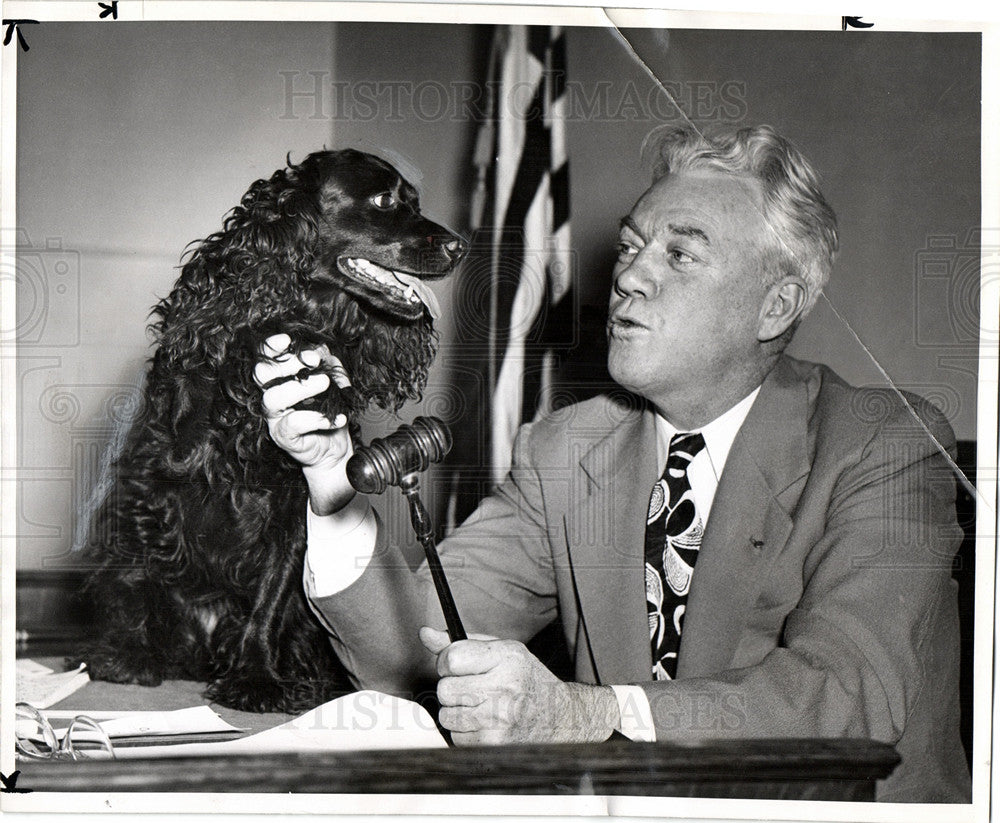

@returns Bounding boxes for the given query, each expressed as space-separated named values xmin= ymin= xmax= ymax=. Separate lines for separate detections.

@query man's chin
xmin=606 ymin=352 xmax=645 ymax=396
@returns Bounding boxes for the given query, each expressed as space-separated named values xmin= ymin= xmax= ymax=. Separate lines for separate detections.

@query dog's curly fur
xmin=77 ymin=149 xmax=464 ymax=713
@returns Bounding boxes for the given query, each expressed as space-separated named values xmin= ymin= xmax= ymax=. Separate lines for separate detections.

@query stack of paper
xmin=16 ymin=659 xmax=90 ymax=708
xmin=39 ymin=706 xmax=245 ymax=748
xmin=64 ymin=691 xmax=446 ymax=759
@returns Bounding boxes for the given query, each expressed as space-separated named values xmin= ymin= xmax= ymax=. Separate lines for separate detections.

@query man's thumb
xmin=418 ymin=626 xmax=451 ymax=654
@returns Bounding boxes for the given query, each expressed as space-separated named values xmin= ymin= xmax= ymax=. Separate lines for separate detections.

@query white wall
xmin=16 ymin=22 xmax=337 ymax=569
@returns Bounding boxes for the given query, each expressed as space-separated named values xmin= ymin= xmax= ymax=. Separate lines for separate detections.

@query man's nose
xmin=613 ymin=257 xmax=656 ymax=299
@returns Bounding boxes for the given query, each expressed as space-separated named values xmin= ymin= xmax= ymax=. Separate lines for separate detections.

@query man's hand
xmin=254 ymin=333 xmax=355 ymax=515
xmin=419 ymin=627 xmax=619 ymax=746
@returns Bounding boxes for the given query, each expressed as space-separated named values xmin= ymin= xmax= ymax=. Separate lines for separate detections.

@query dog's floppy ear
xmin=145 ymin=160 xmax=331 ymax=476
xmin=151 ymin=252 xmax=241 ymax=376
xmin=153 ymin=161 xmax=328 ymax=372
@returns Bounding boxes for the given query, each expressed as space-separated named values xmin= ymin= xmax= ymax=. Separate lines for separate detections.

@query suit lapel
xmin=678 ymin=357 xmax=812 ymax=678
xmin=568 ymin=402 xmax=658 ymax=684
xmin=565 ymin=358 xmax=813 ymax=683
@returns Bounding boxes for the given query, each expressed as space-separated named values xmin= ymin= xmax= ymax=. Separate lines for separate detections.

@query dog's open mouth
xmin=335 ymin=256 xmax=442 ymax=322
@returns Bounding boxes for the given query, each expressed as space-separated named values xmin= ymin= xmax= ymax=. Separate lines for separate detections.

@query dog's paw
xmin=313 ymin=382 xmax=365 ymax=422
xmin=205 ymin=671 xmax=300 ymax=714
xmin=292 ymin=373 xmax=353 ymax=417
xmin=207 ymin=669 xmax=350 ymax=714
xmin=83 ymin=647 xmax=166 ymax=688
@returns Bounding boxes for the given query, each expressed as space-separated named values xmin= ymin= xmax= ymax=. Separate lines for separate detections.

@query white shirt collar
xmin=654 ymin=386 xmax=761 ymax=484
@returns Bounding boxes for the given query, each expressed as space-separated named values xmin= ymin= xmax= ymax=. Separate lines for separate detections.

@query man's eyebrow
xmin=668 ymin=223 xmax=710 ymax=245
xmin=619 ymin=216 xmax=710 ymax=246
xmin=619 ymin=216 xmax=643 ymax=237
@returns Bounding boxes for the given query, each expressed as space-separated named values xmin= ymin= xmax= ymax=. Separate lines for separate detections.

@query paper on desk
xmin=236 ymin=690 xmax=446 ymax=752
xmin=53 ymin=706 xmax=243 ymax=743
xmin=16 ymin=660 xmax=90 ymax=709
xmin=95 ymin=690 xmax=446 ymax=758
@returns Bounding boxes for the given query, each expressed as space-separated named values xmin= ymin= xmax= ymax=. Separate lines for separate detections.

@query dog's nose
xmin=441 ymin=237 xmax=467 ymax=262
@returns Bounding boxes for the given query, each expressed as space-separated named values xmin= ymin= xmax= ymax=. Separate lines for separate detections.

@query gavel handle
xmin=420 ymin=536 xmax=467 ymax=642
xmin=400 ymin=477 xmax=467 ymax=642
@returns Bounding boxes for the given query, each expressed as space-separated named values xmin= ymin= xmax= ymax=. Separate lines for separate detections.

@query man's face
xmin=607 ymin=168 xmax=774 ymax=416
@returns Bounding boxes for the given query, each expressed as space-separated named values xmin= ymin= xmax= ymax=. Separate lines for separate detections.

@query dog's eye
xmin=371 ymin=192 xmax=396 ymax=210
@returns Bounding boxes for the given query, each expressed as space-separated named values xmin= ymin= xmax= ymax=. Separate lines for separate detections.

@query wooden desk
xmin=18 ymin=737 xmax=898 ymax=799
xmin=16 ymin=660 xmax=899 ymax=799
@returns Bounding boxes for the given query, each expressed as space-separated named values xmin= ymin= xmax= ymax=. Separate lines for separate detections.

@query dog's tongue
xmin=391 ymin=271 xmax=441 ymax=322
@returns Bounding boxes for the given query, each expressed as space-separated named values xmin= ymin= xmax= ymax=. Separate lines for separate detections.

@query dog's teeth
xmin=391 ymin=272 xmax=441 ymax=321
xmin=339 ymin=257 xmax=441 ymax=320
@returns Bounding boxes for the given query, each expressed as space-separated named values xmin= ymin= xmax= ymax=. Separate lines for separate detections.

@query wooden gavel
xmin=345 ymin=417 xmax=467 ymax=642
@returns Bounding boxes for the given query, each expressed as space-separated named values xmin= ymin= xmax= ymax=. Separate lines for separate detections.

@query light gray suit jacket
xmin=310 ymin=356 xmax=971 ymax=802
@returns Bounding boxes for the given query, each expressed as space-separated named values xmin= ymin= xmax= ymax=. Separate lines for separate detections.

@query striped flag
xmin=446 ymin=25 xmax=573 ymax=529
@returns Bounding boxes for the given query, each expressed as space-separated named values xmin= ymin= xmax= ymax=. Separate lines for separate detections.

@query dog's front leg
xmin=80 ymin=573 xmax=188 ymax=686
xmin=204 ymin=547 xmax=302 ymax=712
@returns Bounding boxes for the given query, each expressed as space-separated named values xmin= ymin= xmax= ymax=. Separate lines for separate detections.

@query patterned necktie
xmin=645 ymin=431 xmax=707 ymax=680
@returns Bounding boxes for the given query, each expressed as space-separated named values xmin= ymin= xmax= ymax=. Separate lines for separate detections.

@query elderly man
xmin=256 ymin=125 xmax=970 ymax=803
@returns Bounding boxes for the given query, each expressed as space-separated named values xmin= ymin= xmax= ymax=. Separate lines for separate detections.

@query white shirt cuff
xmin=610 ymin=685 xmax=656 ymax=742
xmin=304 ymin=495 xmax=377 ymax=597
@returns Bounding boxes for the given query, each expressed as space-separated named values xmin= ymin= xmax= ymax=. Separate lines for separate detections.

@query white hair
xmin=644 ymin=125 xmax=839 ymax=313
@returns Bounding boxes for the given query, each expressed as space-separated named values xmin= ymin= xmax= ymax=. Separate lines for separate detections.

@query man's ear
xmin=757 ymin=277 xmax=808 ymax=342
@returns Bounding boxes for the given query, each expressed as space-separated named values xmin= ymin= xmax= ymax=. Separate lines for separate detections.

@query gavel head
xmin=346 ymin=416 xmax=452 ymax=495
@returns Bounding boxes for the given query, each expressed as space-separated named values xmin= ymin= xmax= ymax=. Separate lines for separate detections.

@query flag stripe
xmin=550 ymin=162 xmax=570 ymax=233
xmin=491 ymin=25 xmax=571 ymax=484
xmin=450 ymin=24 xmax=574 ymax=512
xmin=491 ymin=81 xmax=550 ymax=369
xmin=528 ymin=26 xmax=549 ymax=62
xmin=550 ymin=31 xmax=567 ymax=98
xmin=492 ymin=28 xmax=540 ymax=244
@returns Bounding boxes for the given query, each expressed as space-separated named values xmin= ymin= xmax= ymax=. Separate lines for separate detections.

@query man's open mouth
xmin=335 ymin=256 xmax=442 ymax=322
xmin=608 ymin=312 xmax=645 ymax=331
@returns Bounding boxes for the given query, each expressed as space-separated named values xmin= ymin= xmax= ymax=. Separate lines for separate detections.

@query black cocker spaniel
xmin=78 ymin=149 xmax=466 ymax=713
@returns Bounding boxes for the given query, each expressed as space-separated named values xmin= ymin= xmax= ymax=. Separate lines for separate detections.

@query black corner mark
xmin=2 ymin=19 xmax=39 ymax=52
xmin=1 ymin=770 xmax=32 ymax=794
xmin=842 ymin=16 xmax=875 ymax=30
xmin=98 ymin=1 xmax=118 ymax=20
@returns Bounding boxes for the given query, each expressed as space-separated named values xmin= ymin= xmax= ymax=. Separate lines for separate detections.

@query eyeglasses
xmin=14 ymin=702 xmax=116 ymax=761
